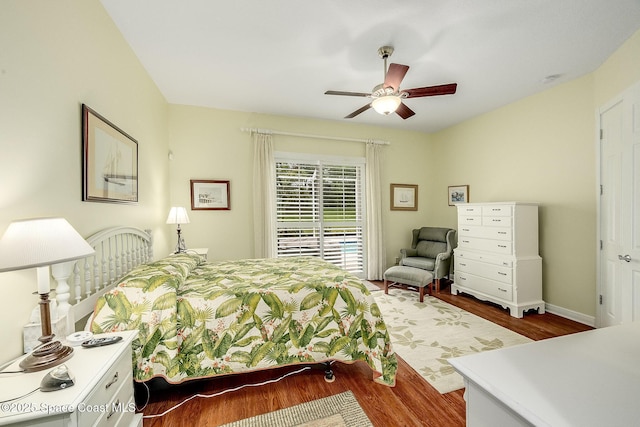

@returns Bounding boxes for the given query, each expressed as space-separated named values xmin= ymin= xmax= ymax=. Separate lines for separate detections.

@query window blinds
xmin=275 ymin=158 xmax=365 ymax=276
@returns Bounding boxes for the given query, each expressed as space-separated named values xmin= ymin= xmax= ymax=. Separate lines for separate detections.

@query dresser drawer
xmin=482 ymin=205 xmax=512 ymax=216
xmin=459 ymin=215 xmax=482 ymax=226
xmin=457 ymin=237 xmax=513 ymax=255
xmin=482 ymin=216 xmax=512 ymax=227
xmin=456 ymin=258 xmax=512 ymax=284
xmin=458 ymin=225 xmax=512 ymax=241
xmin=455 ymin=272 xmax=513 ymax=301
xmin=455 ymin=250 xmax=513 ymax=267
xmin=78 ymin=347 xmax=132 ymax=427
xmin=458 ymin=205 xmax=482 ymax=215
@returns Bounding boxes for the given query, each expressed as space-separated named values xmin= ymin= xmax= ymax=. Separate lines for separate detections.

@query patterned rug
xmin=375 ymin=288 xmax=532 ymax=394
xmin=220 ymin=391 xmax=372 ymax=426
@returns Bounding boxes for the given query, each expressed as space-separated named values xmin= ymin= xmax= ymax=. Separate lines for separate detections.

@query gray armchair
xmin=399 ymin=227 xmax=457 ymax=290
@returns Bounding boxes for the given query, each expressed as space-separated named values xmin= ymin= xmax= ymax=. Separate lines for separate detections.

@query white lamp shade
xmin=166 ymin=207 xmax=190 ymax=225
xmin=0 ymin=218 xmax=95 ymax=272
xmin=371 ymin=95 xmax=402 ymax=115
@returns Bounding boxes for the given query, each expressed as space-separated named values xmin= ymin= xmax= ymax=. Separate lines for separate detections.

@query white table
xmin=449 ymin=322 xmax=640 ymax=427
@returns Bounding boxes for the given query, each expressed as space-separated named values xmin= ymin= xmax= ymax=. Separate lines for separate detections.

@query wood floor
xmin=139 ymin=281 xmax=593 ymax=427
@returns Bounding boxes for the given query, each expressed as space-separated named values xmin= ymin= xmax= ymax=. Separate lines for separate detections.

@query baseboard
xmin=545 ymin=303 xmax=595 ymax=327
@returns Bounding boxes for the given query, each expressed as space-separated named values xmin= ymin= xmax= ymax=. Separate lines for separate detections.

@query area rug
xmin=220 ymin=391 xmax=372 ymax=427
xmin=376 ymin=288 xmax=532 ymax=394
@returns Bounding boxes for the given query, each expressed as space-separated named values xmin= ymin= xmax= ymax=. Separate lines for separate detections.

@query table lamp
xmin=166 ymin=207 xmax=190 ymax=253
xmin=0 ymin=218 xmax=95 ymax=372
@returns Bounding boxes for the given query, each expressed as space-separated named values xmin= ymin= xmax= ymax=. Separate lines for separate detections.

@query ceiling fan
xmin=325 ymin=46 xmax=457 ymax=120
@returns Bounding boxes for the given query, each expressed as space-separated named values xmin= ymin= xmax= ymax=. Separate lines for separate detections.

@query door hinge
xmin=600 ymin=184 xmax=603 ymax=195
xmin=600 ymin=129 xmax=604 ymax=140
xmin=600 ymin=240 xmax=603 ymax=250
xmin=599 ymin=294 xmax=603 ymax=305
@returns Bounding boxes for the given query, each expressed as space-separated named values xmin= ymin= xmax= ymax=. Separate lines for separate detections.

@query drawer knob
xmin=105 ymin=371 xmax=119 ymax=389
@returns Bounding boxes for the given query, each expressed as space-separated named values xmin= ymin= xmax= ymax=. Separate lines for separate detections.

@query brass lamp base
xmin=20 ymin=340 xmax=74 ymax=373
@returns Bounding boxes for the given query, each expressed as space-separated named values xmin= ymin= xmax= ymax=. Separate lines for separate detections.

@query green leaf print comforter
xmin=89 ymin=254 xmax=397 ymax=386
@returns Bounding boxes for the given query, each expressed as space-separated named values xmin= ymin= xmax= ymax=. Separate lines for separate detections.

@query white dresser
xmin=450 ymin=322 xmax=640 ymax=426
xmin=0 ymin=331 xmax=141 ymax=426
xmin=452 ymin=202 xmax=544 ymax=318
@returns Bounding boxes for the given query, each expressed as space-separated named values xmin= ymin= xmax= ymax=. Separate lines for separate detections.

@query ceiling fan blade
xmin=395 ymin=102 xmax=415 ymax=120
xmin=384 ymin=63 xmax=410 ymax=92
xmin=345 ymin=104 xmax=372 ymax=119
xmin=325 ymin=90 xmax=371 ymax=97
xmin=403 ymin=83 xmax=458 ymax=98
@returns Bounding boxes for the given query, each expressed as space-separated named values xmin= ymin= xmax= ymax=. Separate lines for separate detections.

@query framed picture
xmin=448 ymin=185 xmax=469 ymax=206
xmin=191 ymin=179 xmax=230 ymax=210
xmin=390 ymin=184 xmax=418 ymax=211
xmin=82 ymin=104 xmax=138 ymax=203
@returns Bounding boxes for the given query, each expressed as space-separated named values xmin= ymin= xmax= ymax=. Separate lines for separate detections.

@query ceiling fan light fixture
xmin=371 ymin=95 xmax=401 ymax=115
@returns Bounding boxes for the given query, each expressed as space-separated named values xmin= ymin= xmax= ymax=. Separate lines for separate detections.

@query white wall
xmin=0 ymin=0 xmax=171 ymax=361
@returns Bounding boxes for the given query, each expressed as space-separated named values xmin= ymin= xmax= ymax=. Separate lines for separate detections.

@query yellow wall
xmin=167 ymin=105 xmax=432 ymax=264
xmin=429 ymin=76 xmax=596 ymax=316
xmin=428 ymin=29 xmax=640 ymax=318
xmin=0 ymin=0 xmax=170 ymax=361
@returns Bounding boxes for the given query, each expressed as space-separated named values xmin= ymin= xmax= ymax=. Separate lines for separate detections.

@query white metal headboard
xmin=53 ymin=226 xmax=153 ymax=334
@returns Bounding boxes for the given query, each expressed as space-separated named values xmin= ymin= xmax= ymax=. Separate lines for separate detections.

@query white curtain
xmin=366 ymin=142 xmax=386 ymax=280
xmin=252 ymin=132 xmax=276 ymax=258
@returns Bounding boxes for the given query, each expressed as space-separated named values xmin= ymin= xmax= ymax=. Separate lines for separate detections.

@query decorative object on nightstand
xmin=166 ymin=206 xmax=190 ymax=253
xmin=0 ymin=218 xmax=95 ymax=372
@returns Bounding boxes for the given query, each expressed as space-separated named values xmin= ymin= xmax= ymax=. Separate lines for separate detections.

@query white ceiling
xmin=100 ymin=0 xmax=640 ymax=133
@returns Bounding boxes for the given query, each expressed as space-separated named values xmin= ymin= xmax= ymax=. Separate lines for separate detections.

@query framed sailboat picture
xmin=390 ymin=183 xmax=418 ymax=211
xmin=82 ymin=104 xmax=138 ymax=203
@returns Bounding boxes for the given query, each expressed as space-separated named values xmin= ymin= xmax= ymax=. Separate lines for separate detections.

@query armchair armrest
xmin=400 ymin=248 xmax=418 ymax=258
xmin=433 ymin=252 xmax=453 ymax=279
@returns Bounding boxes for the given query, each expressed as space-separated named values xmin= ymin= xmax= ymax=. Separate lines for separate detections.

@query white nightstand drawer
xmin=78 ymin=346 xmax=132 ymax=427
xmin=94 ymin=379 xmax=135 ymax=427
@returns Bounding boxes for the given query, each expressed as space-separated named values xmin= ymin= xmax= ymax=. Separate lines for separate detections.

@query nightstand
xmin=0 ymin=330 xmax=141 ymax=426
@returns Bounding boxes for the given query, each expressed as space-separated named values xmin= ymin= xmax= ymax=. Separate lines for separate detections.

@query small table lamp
xmin=0 ymin=218 xmax=95 ymax=372
xmin=166 ymin=207 xmax=190 ymax=253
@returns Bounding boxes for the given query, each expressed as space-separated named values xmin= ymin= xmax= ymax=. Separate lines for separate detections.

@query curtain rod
xmin=240 ymin=127 xmax=390 ymax=145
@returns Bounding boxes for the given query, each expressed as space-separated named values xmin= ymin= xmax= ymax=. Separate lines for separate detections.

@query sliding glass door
xmin=274 ymin=153 xmax=366 ymax=277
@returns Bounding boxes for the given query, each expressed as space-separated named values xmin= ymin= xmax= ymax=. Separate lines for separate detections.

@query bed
xmin=58 ymin=227 xmax=397 ymax=387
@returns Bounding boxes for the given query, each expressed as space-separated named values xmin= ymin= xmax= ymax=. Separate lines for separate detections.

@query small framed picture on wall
xmin=390 ymin=184 xmax=418 ymax=211
xmin=448 ymin=185 xmax=469 ymax=206
xmin=191 ymin=179 xmax=230 ymax=210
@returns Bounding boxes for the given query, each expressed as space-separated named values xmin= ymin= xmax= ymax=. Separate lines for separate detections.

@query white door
xmin=598 ymin=81 xmax=640 ymax=327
